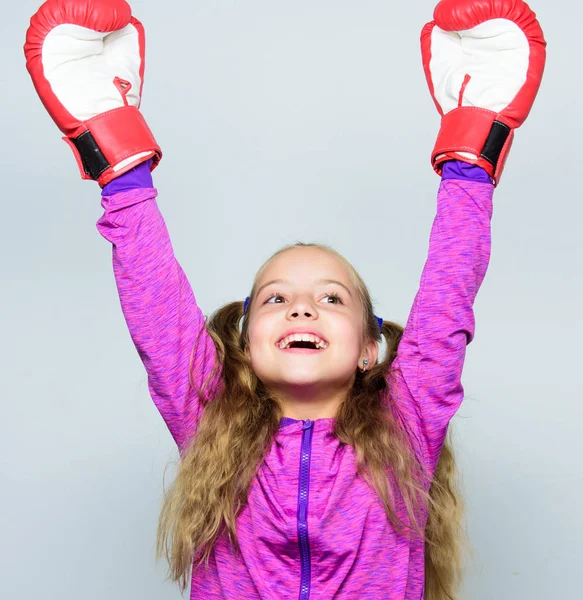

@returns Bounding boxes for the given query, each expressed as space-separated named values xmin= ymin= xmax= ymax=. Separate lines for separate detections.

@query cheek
xmin=341 ymin=327 xmax=368 ymax=366
xmin=247 ymin=316 xmax=274 ymax=354
xmin=246 ymin=320 xmax=279 ymax=380
xmin=336 ymin=317 xmax=363 ymax=346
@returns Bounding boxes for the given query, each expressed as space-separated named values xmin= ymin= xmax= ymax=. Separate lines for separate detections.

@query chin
xmin=268 ymin=367 xmax=352 ymax=390
xmin=266 ymin=370 xmax=321 ymax=387
xmin=281 ymin=374 xmax=326 ymax=387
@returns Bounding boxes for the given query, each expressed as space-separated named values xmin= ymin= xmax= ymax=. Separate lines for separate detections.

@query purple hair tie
xmin=243 ymin=296 xmax=383 ymax=332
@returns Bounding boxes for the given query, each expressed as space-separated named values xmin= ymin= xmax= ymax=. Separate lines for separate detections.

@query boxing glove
xmin=24 ymin=0 xmax=161 ymax=186
xmin=421 ymin=0 xmax=546 ymax=184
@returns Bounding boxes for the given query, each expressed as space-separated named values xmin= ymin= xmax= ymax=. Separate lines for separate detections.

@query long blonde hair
xmin=157 ymin=242 xmax=471 ymax=599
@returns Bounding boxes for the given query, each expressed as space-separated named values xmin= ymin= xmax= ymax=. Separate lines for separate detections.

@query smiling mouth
xmin=278 ymin=341 xmax=329 ymax=352
xmin=277 ymin=334 xmax=329 ymax=350
xmin=290 ymin=341 xmax=319 ymax=349
xmin=280 ymin=344 xmax=325 ymax=354
xmin=278 ymin=340 xmax=329 ymax=355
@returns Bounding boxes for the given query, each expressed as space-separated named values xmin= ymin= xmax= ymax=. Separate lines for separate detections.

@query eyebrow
xmin=255 ymin=278 xmax=353 ymax=298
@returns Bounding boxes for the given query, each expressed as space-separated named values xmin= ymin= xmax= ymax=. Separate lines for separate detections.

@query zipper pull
xmin=302 ymin=419 xmax=313 ymax=430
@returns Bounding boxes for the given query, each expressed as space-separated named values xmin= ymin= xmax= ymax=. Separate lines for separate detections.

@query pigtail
xmin=383 ymin=321 xmax=470 ymax=600
xmin=157 ymin=301 xmax=281 ymax=593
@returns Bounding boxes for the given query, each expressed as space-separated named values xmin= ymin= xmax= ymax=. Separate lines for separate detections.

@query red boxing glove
xmin=421 ymin=0 xmax=546 ymax=184
xmin=24 ymin=0 xmax=161 ymax=186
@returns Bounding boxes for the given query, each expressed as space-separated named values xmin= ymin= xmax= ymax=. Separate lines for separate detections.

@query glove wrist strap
xmin=432 ymin=107 xmax=514 ymax=186
xmin=62 ymin=106 xmax=162 ymax=187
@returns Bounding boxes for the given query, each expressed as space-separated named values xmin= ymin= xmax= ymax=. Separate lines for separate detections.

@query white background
xmin=1 ymin=1 xmax=581 ymax=599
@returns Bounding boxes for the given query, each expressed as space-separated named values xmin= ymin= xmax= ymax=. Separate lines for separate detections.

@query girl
xmin=24 ymin=0 xmax=546 ymax=598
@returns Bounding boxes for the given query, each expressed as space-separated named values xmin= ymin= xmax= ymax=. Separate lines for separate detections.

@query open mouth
xmin=277 ymin=334 xmax=329 ymax=350
xmin=280 ymin=342 xmax=325 ymax=353
xmin=286 ymin=341 xmax=321 ymax=350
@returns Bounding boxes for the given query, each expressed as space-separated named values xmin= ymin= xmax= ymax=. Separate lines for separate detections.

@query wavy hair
xmin=157 ymin=242 xmax=471 ymax=599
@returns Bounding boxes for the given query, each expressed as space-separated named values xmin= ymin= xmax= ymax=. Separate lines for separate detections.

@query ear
xmin=362 ymin=337 xmax=379 ymax=367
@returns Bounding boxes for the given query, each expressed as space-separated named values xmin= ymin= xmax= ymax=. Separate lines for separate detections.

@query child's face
xmin=247 ymin=247 xmax=374 ymax=406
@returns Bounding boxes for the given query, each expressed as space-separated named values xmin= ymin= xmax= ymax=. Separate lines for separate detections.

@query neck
xmin=272 ymin=379 xmax=353 ymax=421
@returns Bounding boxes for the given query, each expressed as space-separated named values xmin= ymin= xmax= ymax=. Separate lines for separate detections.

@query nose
xmin=286 ymin=295 xmax=318 ymax=320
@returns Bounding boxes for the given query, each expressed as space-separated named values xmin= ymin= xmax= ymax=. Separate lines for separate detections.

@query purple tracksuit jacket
xmin=96 ymin=163 xmax=494 ymax=599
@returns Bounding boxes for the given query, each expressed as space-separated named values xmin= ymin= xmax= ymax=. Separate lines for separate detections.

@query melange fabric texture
xmin=96 ymin=175 xmax=494 ymax=599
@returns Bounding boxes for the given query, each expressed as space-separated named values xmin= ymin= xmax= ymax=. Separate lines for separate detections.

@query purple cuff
xmin=101 ymin=159 xmax=154 ymax=196
xmin=441 ymin=160 xmax=492 ymax=184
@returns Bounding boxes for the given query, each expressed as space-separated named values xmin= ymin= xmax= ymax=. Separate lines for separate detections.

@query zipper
xmin=297 ymin=419 xmax=314 ymax=600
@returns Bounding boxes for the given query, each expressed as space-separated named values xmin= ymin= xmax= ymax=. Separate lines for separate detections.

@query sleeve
xmin=387 ymin=177 xmax=494 ymax=475
xmin=96 ymin=187 xmax=222 ymax=453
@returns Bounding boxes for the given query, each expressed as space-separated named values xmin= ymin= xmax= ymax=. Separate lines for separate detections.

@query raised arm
xmin=24 ymin=0 xmax=221 ymax=452
xmin=388 ymin=0 xmax=545 ymax=472
xmin=390 ymin=163 xmax=493 ymax=470
xmin=97 ymin=165 xmax=221 ymax=451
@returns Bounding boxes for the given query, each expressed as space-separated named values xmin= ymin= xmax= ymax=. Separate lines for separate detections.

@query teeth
xmin=277 ymin=333 xmax=329 ymax=350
